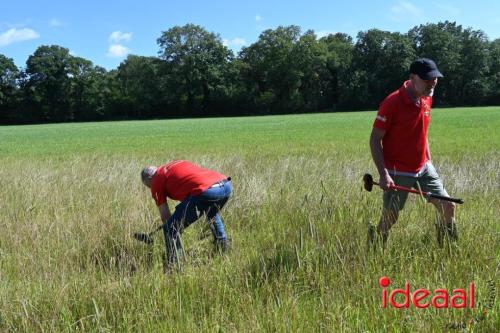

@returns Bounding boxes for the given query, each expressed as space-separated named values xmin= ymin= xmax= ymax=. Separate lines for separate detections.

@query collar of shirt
xmin=402 ymin=80 xmax=421 ymax=107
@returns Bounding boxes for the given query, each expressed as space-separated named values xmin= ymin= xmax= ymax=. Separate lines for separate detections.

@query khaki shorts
xmin=383 ymin=162 xmax=449 ymax=211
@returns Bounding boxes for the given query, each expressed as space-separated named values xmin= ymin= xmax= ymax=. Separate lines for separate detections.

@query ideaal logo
xmin=378 ymin=276 xmax=497 ymax=330
xmin=379 ymin=276 xmax=475 ymax=309
xmin=446 ymin=279 xmax=496 ymax=330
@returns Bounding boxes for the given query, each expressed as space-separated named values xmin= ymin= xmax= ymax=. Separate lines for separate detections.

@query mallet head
xmin=133 ymin=232 xmax=154 ymax=245
xmin=363 ymin=173 xmax=374 ymax=192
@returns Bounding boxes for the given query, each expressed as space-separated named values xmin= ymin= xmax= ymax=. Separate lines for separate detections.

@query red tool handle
xmin=389 ymin=185 xmax=464 ymax=204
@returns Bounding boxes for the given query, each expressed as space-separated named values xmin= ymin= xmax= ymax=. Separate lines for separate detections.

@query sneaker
xmin=435 ymin=222 xmax=458 ymax=247
xmin=435 ymin=221 xmax=445 ymax=248
xmin=214 ymin=238 xmax=231 ymax=253
xmin=446 ymin=223 xmax=458 ymax=242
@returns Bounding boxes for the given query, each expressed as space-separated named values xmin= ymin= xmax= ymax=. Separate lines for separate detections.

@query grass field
xmin=0 ymin=107 xmax=499 ymax=332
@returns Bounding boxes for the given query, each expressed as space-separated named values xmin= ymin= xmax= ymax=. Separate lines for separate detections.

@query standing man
xmin=369 ymin=58 xmax=457 ymax=248
xmin=141 ymin=160 xmax=232 ymax=268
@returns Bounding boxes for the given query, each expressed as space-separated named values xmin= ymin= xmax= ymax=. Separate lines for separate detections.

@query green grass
xmin=0 ymin=107 xmax=499 ymax=332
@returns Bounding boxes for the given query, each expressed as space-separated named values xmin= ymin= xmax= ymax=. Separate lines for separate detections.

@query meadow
xmin=0 ymin=107 xmax=498 ymax=332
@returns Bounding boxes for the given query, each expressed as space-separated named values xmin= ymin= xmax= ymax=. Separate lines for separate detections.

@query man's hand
xmin=379 ymin=172 xmax=395 ymax=191
xmin=158 ymin=202 xmax=172 ymax=224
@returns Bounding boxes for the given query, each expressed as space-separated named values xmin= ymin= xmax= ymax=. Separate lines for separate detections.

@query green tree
xmin=24 ymin=45 xmax=75 ymax=122
xmin=239 ymin=26 xmax=304 ymax=114
xmin=408 ymin=21 xmax=463 ymax=105
xmin=113 ymin=55 xmax=163 ymax=119
xmin=409 ymin=21 xmax=493 ymax=105
xmin=290 ymin=30 xmax=329 ymax=112
xmin=69 ymin=59 xmax=110 ymax=121
xmin=23 ymin=45 xmax=109 ymax=122
xmin=319 ymin=33 xmax=354 ymax=109
xmin=157 ymin=24 xmax=234 ymax=116
xmin=459 ymin=28 xmax=490 ymax=105
xmin=351 ymin=29 xmax=415 ymax=108
xmin=487 ymin=38 xmax=500 ymax=104
xmin=0 ymin=54 xmax=19 ymax=123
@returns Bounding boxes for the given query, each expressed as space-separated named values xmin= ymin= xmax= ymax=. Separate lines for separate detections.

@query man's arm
xmin=426 ymin=138 xmax=432 ymax=162
xmin=158 ymin=202 xmax=172 ymax=224
xmin=369 ymin=127 xmax=394 ymax=190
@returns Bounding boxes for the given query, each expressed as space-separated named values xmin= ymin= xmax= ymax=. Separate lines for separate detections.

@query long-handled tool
xmin=133 ymin=224 xmax=164 ymax=244
xmin=363 ymin=173 xmax=464 ymax=204
xmin=133 ymin=220 xmax=217 ymax=245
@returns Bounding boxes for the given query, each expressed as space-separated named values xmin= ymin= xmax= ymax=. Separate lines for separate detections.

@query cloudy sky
xmin=1 ymin=0 xmax=499 ymax=70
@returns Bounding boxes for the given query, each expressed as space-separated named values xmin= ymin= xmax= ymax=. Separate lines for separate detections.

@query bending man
xmin=141 ymin=160 xmax=232 ymax=268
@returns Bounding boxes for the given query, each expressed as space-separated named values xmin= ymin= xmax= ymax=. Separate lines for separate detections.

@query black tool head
xmin=363 ymin=174 xmax=374 ymax=192
xmin=133 ymin=232 xmax=154 ymax=245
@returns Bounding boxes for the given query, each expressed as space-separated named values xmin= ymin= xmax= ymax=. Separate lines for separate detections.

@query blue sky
xmin=1 ymin=0 xmax=499 ymax=70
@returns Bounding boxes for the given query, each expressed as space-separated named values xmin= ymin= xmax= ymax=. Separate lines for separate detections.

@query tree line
xmin=1 ymin=21 xmax=499 ymax=124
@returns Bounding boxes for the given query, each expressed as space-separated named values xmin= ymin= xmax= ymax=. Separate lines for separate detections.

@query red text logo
xmin=380 ymin=276 xmax=475 ymax=309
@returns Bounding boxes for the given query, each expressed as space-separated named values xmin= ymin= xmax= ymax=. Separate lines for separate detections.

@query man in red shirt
xmin=369 ymin=58 xmax=457 ymax=248
xmin=141 ymin=160 xmax=232 ymax=268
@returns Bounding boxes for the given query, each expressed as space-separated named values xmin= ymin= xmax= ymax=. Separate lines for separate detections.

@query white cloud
xmin=223 ymin=37 xmax=247 ymax=48
xmin=390 ymin=1 xmax=422 ymax=20
xmin=106 ymin=44 xmax=130 ymax=58
xmin=0 ymin=28 xmax=39 ymax=47
xmin=50 ymin=18 xmax=62 ymax=27
xmin=109 ymin=31 xmax=132 ymax=43
xmin=255 ymin=14 xmax=266 ymax=31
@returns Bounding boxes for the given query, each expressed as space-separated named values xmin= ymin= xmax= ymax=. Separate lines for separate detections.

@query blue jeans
xmin=163 ymin=180 xmax=232 ymax=266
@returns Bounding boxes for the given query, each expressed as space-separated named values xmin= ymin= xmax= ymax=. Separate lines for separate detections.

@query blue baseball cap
xmin=410 ymin=58 xmax=443 ymax=80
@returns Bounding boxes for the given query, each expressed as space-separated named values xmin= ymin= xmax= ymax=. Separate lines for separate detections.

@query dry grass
xmin=0 ymin=108 xmax=498 ymax=331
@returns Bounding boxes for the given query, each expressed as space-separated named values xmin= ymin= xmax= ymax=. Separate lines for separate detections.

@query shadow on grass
xmin=80 ymin=236 xmax=155 ymax=275
xmin=246 ymin=245 xmax=300 ymax=288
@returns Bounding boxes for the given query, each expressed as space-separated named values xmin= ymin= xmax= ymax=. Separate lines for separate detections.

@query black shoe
xmin=214 ymin=238 xmax=231 ymax=253
xmin=435 ymin=222 xmax=458 ymax=248
xmin=435 ymin=222 xmax=445 ymax=248
xmin=446 ymin=223 xmax=458 ymax=242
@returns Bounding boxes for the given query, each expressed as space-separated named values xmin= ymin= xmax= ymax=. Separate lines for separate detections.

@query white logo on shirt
xmin=423 ymin=104 xmax=431 ymax=116
xmin=376 ymin=115 xmax=387 ymax=122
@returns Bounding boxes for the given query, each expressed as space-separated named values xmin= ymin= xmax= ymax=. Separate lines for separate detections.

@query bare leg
xmin=378 ymin=208 xmax=399 ymax=244
xmin=368 ymin=208 xmax=399 ymax=249
xmin=431 ymin=199 xmax=457 ymax=247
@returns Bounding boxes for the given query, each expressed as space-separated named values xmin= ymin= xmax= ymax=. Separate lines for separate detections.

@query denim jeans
xmin=163 ymin=180 xmax=232 ymax=266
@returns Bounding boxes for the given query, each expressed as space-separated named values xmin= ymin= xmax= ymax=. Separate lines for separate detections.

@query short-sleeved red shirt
xmin=373 ymin=80 xmax=432 ymax=173
xmin=150 ymin=160 xmax=226 ymax=206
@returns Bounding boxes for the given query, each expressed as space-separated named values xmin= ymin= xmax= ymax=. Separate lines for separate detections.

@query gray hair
xmin=141 ymin=166 xmax=157 ymax=183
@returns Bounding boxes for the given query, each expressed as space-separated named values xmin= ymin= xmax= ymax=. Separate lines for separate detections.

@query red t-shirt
xmin=373 ymin=80 xmax=432 ymax=173
xmin=150 ymin=160 xmax=226 ymax=206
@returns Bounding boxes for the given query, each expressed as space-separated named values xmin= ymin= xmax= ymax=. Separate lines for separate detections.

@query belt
xmin=210 ymin=177 xmax=231 ymax=188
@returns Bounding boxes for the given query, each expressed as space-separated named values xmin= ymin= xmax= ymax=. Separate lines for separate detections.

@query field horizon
xmin=1 ymin=106 xmax=498 ymax=332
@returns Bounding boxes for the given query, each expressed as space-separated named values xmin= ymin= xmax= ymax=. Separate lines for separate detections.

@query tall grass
xmin=0 ymin=107 xmax=499 ymax=331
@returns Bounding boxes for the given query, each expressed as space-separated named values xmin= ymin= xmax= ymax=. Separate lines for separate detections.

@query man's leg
xmin=201 ymin=181 xmax=232 ymax=252
xmin=418 ymin=163 xmax=457 ymax=247
xmin=369 ymin=208 xmax=399 ymax=249
xmin=377 ymin=208 xmax=400 ymax=244
xmin=208 ymin=213 xmax=230 ymax=252
xmin=162 ymin=225 xmax=181 ymax=269
xmin=205 ymin=195 xmax=230 ymax=252
xmin=431 ymin=199 xmax=457 ymax=247
xmin=369 ymin=175 xmax=410 ymax=249
xmin=162 ymin=198 xmax=201 ymax=269
xmin=207 ymin=213 xmax=227 ymax=240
